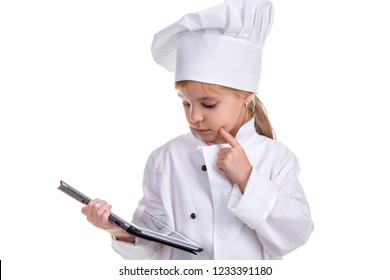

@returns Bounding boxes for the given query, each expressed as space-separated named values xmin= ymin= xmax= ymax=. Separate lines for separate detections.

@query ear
xmin=243 ymin=92 xmax=255 ymax=104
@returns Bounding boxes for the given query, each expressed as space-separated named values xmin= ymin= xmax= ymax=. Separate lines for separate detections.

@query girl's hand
xmin=81 ymin=199 xmax=115 ymax=231
xmin=81 ymin=199 xmax=135 ymax=242
xmin=217 ymin=128 xmax=252 ymax=193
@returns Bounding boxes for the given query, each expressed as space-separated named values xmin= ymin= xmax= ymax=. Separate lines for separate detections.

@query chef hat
xmin=151 ymin=0 xmax=274 ymax=92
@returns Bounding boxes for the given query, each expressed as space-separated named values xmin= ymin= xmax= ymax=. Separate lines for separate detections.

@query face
xmin=178 ymin=81 xmax=252 ymax=145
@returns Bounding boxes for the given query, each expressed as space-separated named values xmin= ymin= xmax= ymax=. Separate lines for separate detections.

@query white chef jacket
xmin=112 ymin=118 xmax=313 ymax=259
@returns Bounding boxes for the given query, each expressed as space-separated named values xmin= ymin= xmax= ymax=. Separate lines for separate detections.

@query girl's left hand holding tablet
xmin=217 ymin=128 xmax=252 ymax=193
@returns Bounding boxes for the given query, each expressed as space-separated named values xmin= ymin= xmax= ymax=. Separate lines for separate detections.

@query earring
xmin=244 ymin=102 xmax=248 ymax=108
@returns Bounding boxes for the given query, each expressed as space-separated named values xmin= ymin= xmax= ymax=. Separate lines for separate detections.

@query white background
xmin=1 ymin=0 xmax=389 ymax=279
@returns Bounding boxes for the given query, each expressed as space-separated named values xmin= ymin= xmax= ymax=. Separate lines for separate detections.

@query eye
xmin=182 ymin=101 xmax=190 ymax=107
xmin=202 ymin=103 xmax=217 ymax=109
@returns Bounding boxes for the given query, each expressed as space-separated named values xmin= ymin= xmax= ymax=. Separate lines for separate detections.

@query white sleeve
xmin=228 ymin=152 xmax=313 ymax=256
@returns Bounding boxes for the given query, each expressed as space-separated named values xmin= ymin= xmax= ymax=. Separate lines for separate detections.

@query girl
xmin=82 ymin=0 xmax=313 ymax=259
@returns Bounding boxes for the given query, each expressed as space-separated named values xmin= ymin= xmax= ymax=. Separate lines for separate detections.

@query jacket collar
xmin=235 ymin=117 xmax=256 ymax=144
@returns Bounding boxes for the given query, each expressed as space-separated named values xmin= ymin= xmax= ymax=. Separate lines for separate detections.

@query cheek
xmin=207 ymin=110 xmax=230 ymax=129
xmin=214 ymin=105 xmax=242 ymax=128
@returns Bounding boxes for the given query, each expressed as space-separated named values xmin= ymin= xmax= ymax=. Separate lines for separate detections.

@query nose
xmin=189 ymin=105 xmax=203 ymax=123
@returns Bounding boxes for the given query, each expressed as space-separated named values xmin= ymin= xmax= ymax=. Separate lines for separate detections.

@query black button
xmin=191 ymin=213 xmax=196 ymax=219
xmin=201 ymin=165 xmax=207 ymax=171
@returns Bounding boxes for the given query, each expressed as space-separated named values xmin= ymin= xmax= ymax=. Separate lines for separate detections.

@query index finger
xmin=219 ymin=127 xmax=240 ymax=148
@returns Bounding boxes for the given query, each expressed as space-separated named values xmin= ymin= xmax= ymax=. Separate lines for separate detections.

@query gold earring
xmin=244 ymin=102 xmax=248 ymax=108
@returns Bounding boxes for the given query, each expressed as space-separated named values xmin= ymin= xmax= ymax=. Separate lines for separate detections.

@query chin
xmin=204 ymin=137 xmax=225 ymax=145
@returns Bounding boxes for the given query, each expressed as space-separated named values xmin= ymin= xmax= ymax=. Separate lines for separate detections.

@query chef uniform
xmin=112 ymin=0 xmax=313 ymax=259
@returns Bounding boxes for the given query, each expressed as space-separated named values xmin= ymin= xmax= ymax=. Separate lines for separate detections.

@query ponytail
xmin=248 ymin=95 xmax=276 ymax=140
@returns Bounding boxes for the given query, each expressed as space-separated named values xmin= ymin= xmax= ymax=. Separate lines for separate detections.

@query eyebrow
xmin=177 ymin=92 xmax=220 ymax=101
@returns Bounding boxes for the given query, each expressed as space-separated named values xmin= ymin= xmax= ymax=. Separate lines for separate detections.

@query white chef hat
xmin=151 ymin=0 xmax=274 ymax=92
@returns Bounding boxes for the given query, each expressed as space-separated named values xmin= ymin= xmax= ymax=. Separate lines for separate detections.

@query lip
xmin=191 ymin=128 xmax=211 ymax=134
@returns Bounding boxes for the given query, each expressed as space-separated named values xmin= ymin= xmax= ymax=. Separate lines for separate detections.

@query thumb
xmin=81 ymin=206 xmax=87 ymax=216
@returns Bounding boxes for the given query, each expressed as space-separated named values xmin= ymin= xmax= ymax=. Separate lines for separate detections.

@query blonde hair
xmin=175 ymin=81 xmax=276 ymax=140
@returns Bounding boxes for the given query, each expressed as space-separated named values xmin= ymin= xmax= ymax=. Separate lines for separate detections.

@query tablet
xmin=58 ymin=180 xmax=203 ymax=255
